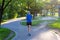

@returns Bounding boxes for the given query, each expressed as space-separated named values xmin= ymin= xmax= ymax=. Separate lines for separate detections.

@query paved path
xmin=1 ymin=17 xmax=60 ymax=40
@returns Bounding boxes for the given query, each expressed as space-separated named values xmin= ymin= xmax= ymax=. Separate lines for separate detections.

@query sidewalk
xmin=1 ymin=17 xmax=60 ymax=40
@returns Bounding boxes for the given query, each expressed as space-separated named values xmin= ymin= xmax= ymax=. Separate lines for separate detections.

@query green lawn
xmin=0 ymin=28 xmax=11 ymax=40
xmin=0 ymin=28 xmax=15 ymax=40
xmin=49 ymin=18 xmax=60 ymax=29
xmin=20 ymin=16 xmax=43 ymax=26
xmin=20 ymin=19 xmax=42 ymax=26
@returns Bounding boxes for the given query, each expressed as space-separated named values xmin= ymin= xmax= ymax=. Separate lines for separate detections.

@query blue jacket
xmin=26 ymin=13 xmax=32 ymax=22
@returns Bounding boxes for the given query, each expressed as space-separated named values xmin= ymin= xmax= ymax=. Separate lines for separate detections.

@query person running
xmin=26 ymin=11 xmax=32 ymax=36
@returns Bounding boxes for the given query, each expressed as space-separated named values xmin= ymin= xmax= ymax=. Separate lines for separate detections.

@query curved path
xmin=1 ymin=17 xmax=60 ymax=40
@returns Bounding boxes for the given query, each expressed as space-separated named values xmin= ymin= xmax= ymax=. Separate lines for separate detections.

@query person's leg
xmin=28 ymin=25 xmax=31 ymax=36
xmin=28 ymin=25 xmax=31 ymax=33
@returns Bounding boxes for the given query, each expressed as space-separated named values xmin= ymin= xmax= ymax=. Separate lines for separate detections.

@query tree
xmin=0 ymin=0 xmax=48 ymax=23
xmin=58 ymin=8 xmax=60 ymax=17
xmin=0 ymin=0 xmax=12 ymax=24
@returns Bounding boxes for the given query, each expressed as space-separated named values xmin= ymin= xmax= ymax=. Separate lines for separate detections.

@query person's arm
xmin=31 ymin=14 xmax=33 ymax=20
xmin=26 ymin=14 xmax=28 ymax=20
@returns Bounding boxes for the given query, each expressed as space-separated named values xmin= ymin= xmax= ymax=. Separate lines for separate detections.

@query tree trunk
xmin=0 ymin=0 xmax=5 ymax=25
xmin=0 ymin=0 xmax=12 ymax=26
xmin=45 ymin=9 xmax=48 ymax=16
xmin=33 ymin=11 xmax=37 ymax=18
xmin=58 ymin=8 xmax=60 ymax=17
xmin=51 ymin=9 xmax=54 ymax=16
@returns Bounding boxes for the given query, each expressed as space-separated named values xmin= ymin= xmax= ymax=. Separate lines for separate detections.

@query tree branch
xmin=3 ymin=0 xmax=12 ymax=10
xmin=1 ymin=0 xmax=5 ymax=9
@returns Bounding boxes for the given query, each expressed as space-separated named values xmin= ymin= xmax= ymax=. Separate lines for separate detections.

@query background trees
xmin=0 ymin=0 xmax=60 ymax=23
xmin=0 ymin=0 xmax=12 ymax=23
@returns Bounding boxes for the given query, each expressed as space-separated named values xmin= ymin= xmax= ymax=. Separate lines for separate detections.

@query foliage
xmin=0 ymin=28 xmax=11 ymax=40
xmin=0 ymin=0 xmax=50 ymax=22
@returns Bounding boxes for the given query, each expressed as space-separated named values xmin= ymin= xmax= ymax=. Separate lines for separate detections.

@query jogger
xmin=26 ymin=11 xmax=32 ymax=36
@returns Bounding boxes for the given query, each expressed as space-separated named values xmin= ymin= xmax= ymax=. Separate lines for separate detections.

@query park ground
xmin=1 ymin=16 xmax=60 ymax=40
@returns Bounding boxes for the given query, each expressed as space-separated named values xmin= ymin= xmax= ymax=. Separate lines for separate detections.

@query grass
xmin=48 ymin=18 xmax=60 ymax=29
xmin=0 ymin=28 xmax=15 ymax=40
xmin=0 ymin=28 xmax=11 ymax=40
xmin=20 ymin=19 xmax=42 ymax=26
xmin=20 ymin=16 xmax=43 ymax=26
xmin=8 ymin=31 xmax=16 ymax=40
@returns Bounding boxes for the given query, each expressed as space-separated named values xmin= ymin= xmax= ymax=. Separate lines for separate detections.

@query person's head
xmin=27 ymin=11 xmax=31 ymax=14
